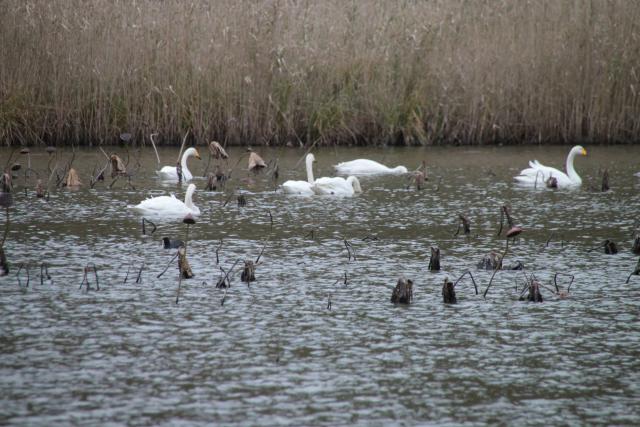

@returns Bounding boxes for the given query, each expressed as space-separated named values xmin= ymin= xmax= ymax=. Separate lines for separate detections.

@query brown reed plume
xmin=2 ymin=1 xmax=640 ymax=146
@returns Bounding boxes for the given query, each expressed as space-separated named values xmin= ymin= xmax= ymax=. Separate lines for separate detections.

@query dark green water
xmin=1 ymin=145 xmax=639 ymax=426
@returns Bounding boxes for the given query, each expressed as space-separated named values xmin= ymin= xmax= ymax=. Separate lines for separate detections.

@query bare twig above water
xmin=16 ymin=263 xmax=30 ymax=287
xmin=454 ymin=271 xmax=478 ymax=295
xmin=343 ymin=239 xmax=356 ymax=261
xmin=79 ymin=263 xmax=99 ymax=291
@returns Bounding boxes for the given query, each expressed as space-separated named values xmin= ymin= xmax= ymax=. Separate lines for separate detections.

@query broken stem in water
xmin=454 ymin=270 xmax=478 ymax=295
xmin=157 ymin=251 xmax=180 ymax=278
xmin=483 ymin=238 xmax=510 ymax=298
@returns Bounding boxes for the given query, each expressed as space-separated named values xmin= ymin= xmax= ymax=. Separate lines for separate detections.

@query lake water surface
xmin=1 ymin=145 xmax=640 ymax=426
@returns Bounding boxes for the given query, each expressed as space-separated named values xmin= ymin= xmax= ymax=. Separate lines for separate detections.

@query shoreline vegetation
xmin=1 ymin=0 xmax=640 ymax=147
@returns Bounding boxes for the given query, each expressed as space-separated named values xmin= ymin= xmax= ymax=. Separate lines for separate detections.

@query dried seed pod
xmin=477 ymin=251 xmax=502 ymax=270
xmin=414 ymin=171 xmax=425 ymax=191
xmin=442 ymin=278 xmax=456 ymax=304
xmin=237 ymin=194 xmax=247 ymax=207
xmin=248 ymin=150 xmax=267 ymax=172
xmin=208 ymin=141 xmax=229 ymax=159
xmin=546 ymin=177 xmax=558 ymax=188
xmin=110 ymin=154 xmax=127 ymax=178
xmin=519 ymin=281 xmax=543 ymax=302
xmin=241 ymin=260 xmax=256 ymax=282
xmin=458 ymin=214 xmax=471 ymax=236
xmin=35 ymin=179 xmax=45 ymax=198
xmin=632 ymin=236 xmax=640 ymax=255
xmin=506 ymin=226 xmax=523 ymax=238
xmin=178 ymin=246 xmax=194 ymax=279
xmin=390 ymin=277 xmax=413 ymax=304
xmin=428 ymin=247 xmax=441 ymax=271
xmin=65 ymin=168 xmax=82 ymax=187
xmin=603 ymin=239 xmax=618 ymax=255
xmin=206 ymin=173 xmax=217 ymax=191
xmin=183 ymin=213 xmax=196 ymax=225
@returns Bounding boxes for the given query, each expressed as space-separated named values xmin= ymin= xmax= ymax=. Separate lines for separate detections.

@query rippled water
xmin=1 ymin=145 xmax=640 ymax=426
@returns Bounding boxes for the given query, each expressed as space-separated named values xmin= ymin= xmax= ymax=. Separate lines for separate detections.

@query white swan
xmin=130 ymin=183 xmax=201 ymax=218
xmin=282 ymin=153 xmax=316 ymax=196
xmin=156 ymin=147 xmax=201 ymax=181
xmin=313 ymin=176 xmax=362 ymax=196
xmin=514 ymin=145 xmax=587 ymax=188
xmin=334 ymin=159 xmax=408 ymax=175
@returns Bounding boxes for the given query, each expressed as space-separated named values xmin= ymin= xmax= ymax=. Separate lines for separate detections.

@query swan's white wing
xmin=314 ymin=177 xmax=346 ymax=186
xmin=130 ymin=195 xmax=201 ymax=219
xmin=157 ymin=166 xmax=178 ymax=180
xmin=156 ymin=166 xmax=193 ymax=181
xmin=135 ymin=195 xmax=183 ymax=210
xmin=514 ymin=160 xmax=575 ymax=187
xmin=282 ymin=180 xmax=314 ymax=196
xmin=334 ymin=159 xmax=390 ymax=175
xmin=312 ymin=176 xmax=354 ymax=195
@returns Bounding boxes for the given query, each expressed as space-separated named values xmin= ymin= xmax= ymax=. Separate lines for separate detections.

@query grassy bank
xmin=1 ymin=0 xmax=640 ymax=146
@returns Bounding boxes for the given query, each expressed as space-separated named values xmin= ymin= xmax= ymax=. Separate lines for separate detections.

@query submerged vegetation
xmin=1 ymin=0 xmax=640 ymax=146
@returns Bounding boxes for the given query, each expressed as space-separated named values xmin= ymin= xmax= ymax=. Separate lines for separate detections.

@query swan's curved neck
xmin=184 ymin=187 xmax=195 ymax=208
xmin=181 ymin=152 xmax=192 ymax=178
xmin=566 ymin=149 xmax=581 ymax=184
xmin=305 ymin=157 xmax=315 ymax=183
xmin=347 ymin=176 xmax=362 ymax=193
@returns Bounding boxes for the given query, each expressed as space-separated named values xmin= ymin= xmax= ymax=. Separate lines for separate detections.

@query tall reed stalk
xmin=1 ymin=0 xmax=639 ymax=146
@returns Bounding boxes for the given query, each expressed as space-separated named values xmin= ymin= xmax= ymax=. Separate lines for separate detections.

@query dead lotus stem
xmin=217 ymin=259 xmax=241 ymax=288
xmin=497 ymin=205 xmax=515 ymax=236
xmin=221 ymin=288 xmax=227 ymax=306
xmin=149 ymin=133 xmax=161 ymax=167
xmin=267 ymin=209 xmax=273 ymax=230
xmin=454 ymin=271 xmax=478 ymax=295
xmin=241 ymin=260 xmax=256 ymax=284
xmin=40 ymin=262 xmax=52 ymax=285
xmin=79 ymin=263 xmax=99 ymax=291
xmin=1 ymin=206 xmax=10 ymax=249
xmin=601 ymin=169 xmax=610 ymax=192
xmin=90 ymin=160 xmax=109 ymax=188
xmin=625 ymin=259 xmax=640 ymax=284
xmin=176 ymin=129 xmax=191 ymax=164
xmin=454 ymin=214 xmax=471 ymax=237
xmin=484 ymin=238 xmax=510 ymax=298
xmin=16 ymin=263 xmax=30 ymax=287
xmin=141 ymin=218 xmax=157 ymax=235
xmin=123 ymin=263 xmax=132 ymax=283
xmin=554 ymin=272 xmax=575 ymax=293
xmin=343 ymin=239 xmax=356 ymax=261
xmin=0 ymin=247 xmax=8 ymax=277
xmin=255 ymin=238 xmax=270 ymax=264
xmin=390 ymin=276 xmax=413 ymax=304
xmin=157 ymin=251 xmax=180 ymax=278
xmin=428 ymin=246 xmax=441 ymax=271
xmin=215 ymin=238 xmax=223 ymax=265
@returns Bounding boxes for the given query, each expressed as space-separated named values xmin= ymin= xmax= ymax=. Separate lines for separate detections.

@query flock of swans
xmin=129 ymin=144 xmax=598 ymax=219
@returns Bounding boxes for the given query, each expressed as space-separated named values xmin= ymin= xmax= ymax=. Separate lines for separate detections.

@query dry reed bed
xmin=1 ymin=0 xmax=640 ymax=146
